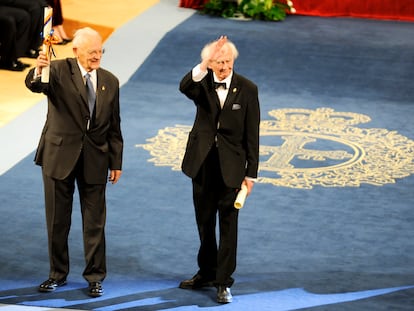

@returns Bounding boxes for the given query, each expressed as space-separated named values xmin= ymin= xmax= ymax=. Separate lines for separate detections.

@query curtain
xmin=179 ymin=0 xmax=414 ymax=21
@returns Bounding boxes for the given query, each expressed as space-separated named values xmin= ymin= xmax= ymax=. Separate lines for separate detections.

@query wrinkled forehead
xmin=77 ymin=35 xmax=102 ymax=51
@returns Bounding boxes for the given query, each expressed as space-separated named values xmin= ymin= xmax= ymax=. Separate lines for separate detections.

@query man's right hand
xmin=200 ymin=35 xmax=228 ymax=71
xmin=36 ymin=51 xmax=50 ymax=75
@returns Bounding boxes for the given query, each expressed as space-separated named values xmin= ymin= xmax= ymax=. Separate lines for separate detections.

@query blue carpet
xmin=1 ymin=12 xmax=414 ymax=311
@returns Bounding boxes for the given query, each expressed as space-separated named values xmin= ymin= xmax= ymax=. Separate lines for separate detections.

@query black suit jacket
xmin=180 ymin=69 xmax=260 ymax=188
xmin=25 ymin=58 xmax=123 ymax=184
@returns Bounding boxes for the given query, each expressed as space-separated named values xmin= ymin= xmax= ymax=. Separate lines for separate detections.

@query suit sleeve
xmin=25 ymin=67 xmax=48 ymax=94
xmin=179 ymin=71 xmax=198 ymax=99
xmin=107 ymin=79 xmax=123 ymax=170
xmin=244 ymin=83 xmax=260 ymax=179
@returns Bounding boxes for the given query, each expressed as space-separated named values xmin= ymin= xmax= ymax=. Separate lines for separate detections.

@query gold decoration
xmin=136 ymin=108 xmax=414 ymax=189
xmin=137 ymin=125 xmax=190 ymax=171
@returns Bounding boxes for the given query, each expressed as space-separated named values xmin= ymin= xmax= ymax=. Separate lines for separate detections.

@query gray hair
xmin=201 ymin=39 xmax=239 ymax=62
xmin=72 ymin=27 xmax=102 ymax=48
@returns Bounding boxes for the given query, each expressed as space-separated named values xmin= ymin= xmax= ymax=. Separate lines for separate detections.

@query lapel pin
xmin=233 ymin=87 xmax=237 ymax=93
xmin=102 ymin=86 xmax=105 ymax=91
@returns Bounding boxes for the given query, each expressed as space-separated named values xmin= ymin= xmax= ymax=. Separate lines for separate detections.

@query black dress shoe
xmin=19 ymin=60 xmax=31 ymax=68
xmin=57 ymin=38 xmax=72 ymax=45
xmin=15 ymin=60 xmax=30 ymax=68
xmin=179 ymin=274 xmax=214 ymax=289
xmin=217 ymin=285 xmax=232 ymax=303
xmin=0 ymin=60 xmax=27 ymax=71
xmin=26 ymin=49 xmax=39 ymax=58
xmin=88 ymin=281 xmax=104 ymax=297
xmin=38 ymin=278 xmax=67 ymax=292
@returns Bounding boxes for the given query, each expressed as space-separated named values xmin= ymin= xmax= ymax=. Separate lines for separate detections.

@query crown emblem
xmin=137 ymin=108 xmax=414 ymax=189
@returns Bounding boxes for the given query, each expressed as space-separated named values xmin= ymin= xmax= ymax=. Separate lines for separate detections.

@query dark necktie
xmin=85 ymin=73 xmax=96 ymax=116
xmin=214 ymin=81 xmax=227 ymax=89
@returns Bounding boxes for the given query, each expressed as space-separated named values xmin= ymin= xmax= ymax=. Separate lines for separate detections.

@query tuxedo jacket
xmin=179 ymin=69 xmax=260 ymax=189
xmin=25 ymin=58 xmax=123 ymax=184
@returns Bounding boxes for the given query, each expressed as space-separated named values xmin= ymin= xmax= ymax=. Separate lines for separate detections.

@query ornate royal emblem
xmin=136 ymin=108 xmax=414 ymax=189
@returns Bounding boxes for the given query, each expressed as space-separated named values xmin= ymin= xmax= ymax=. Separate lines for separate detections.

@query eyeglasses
xmin=87 ymin=48 xmax=105 ymax=57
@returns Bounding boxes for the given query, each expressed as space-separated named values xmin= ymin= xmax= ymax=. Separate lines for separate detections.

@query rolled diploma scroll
xmin=234 ymin=184 xmax=248 ymax=209
xmin=41 ymin=6 xmax=53 ymax=83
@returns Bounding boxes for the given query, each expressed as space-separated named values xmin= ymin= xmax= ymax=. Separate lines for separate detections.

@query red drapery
xmin=179 ymin=0 xmax=414 ymax=22
xmin=179 ymin=0 xmax=205 ymax=10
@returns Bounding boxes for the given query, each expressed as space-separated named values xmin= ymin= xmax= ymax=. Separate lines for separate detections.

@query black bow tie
xmin=214 ymin=82 xmax=227 ymax=89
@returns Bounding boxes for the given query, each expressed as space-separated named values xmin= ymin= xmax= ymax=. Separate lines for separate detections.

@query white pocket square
xmin=232 ymin=104 xmax=241 ymax=110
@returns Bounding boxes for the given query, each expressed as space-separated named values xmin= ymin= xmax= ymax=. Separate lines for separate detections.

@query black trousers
xmin=0 ymin=6 xmax=30 ymax=61
xmin=42 ymin=155 xmax=107 ymax=283
xmin=192 ymin=146 xmax=239 ymax=287
xmin=0 ymin=0 xmax=46 ymax=49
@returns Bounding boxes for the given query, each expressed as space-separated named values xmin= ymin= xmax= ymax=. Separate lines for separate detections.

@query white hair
xmin=72 ymin=27 xmax=102 ymax=48
xmin=201 ymin=39 xmax=239 ymax=62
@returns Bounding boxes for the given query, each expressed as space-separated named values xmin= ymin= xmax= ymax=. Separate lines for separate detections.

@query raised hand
xmin=36 ymin=51 xmax=50 ymax=75
xmin=210 ymin=35 xmax=228 ymax=61
xmin=200 ymin=35 xmax=228 ymax=71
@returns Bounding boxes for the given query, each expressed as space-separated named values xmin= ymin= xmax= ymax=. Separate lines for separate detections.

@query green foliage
xmin=201 ymin=0 xmax=293 ymax=21
xmin=240 ymin=0 xmax=287 ymax=21
xmin=202 ymin=0 xmax=238 ymax=18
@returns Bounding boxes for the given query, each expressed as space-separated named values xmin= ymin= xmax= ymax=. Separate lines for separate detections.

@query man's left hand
xmin=109 ymin=170 xmax=122 ymax=184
